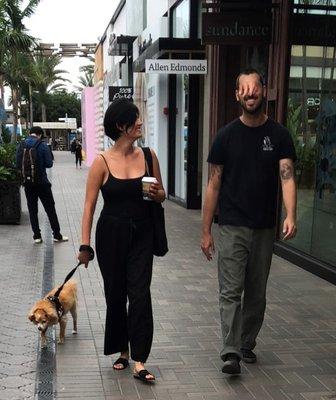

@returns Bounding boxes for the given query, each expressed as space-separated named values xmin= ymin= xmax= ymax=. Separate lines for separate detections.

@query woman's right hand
xmin=78 ymin=251 xmax=91 ymax=268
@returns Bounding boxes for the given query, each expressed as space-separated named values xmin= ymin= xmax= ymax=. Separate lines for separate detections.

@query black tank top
xmin=99 ymin=153 xmax=151 ymax=219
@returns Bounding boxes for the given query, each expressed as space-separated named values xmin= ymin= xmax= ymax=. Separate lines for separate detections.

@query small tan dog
xmin=28 ymin=280 xmax=77 ymax=348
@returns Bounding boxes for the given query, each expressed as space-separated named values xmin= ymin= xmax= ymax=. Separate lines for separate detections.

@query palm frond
xmin=22 ymin=0 xmax=41 ymax=18
xmin=49 ymin=83 xmax=66 ymax=92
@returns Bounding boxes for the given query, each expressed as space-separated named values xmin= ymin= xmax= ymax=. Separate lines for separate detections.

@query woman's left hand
xmin=149 ymin=182 xmax=163 ymax=202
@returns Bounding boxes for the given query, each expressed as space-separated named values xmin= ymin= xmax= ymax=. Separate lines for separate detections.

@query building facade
xmin=90 ymin=0 xmax=336 ymax=282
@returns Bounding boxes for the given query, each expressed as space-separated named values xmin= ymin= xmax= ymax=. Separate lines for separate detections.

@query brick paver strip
xmin=1 ymin=151 xmax=336 ymax=400
xmin=0 ymin=183 xmax=45 ymax=399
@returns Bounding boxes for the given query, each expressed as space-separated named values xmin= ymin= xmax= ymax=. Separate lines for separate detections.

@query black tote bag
xmin=142 ymin=147 xmax=168 ymax=257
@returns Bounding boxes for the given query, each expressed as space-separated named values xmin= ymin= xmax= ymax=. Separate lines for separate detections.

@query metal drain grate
xmin=35 ymin=390 xmax=55 ymax=399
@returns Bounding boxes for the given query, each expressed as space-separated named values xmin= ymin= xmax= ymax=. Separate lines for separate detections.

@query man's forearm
xmin=281 ymin=179 xmax=297 ymax=219
xmin=202 ymin=186 xmax=220 ymax=234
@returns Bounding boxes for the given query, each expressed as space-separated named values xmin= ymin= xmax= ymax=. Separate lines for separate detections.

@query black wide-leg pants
xmin=95 ymin=214 xmax=154 ymax=363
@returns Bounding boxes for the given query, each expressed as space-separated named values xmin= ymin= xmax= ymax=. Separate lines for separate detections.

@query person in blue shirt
xmin=16 ymin=126 xmax=68 ymax=244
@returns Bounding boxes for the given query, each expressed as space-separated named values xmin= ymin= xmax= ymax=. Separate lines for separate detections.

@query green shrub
xmin=0 ymin=143 xmax=20 ymax=181
xmin=1 ymin=126 xmax=11 ymax=144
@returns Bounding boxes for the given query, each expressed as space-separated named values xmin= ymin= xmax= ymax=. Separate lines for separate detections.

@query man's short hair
xmin=30 ymin=126 xmax=45 ymax=137
xmin=236 ymin=68 xmax=265 ymax=89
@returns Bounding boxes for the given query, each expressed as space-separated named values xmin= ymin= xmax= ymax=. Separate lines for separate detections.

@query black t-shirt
xmin=207 ymin=118 xmax=297 ymax=229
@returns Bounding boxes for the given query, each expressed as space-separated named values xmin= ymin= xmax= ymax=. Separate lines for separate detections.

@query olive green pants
xmin=217 ymin=225 xmax=275 ymax=360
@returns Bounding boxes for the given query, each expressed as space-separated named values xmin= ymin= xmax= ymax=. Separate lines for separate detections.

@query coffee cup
xmin=142 ymin=177 xmax=157 ymax=201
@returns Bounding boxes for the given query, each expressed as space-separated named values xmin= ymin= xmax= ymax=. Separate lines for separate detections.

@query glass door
xmin=174 ymin=74 xmax=189 ymax=202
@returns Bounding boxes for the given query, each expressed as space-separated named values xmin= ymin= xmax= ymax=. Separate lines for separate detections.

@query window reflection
xmin=285 ymin=44 xmax=336 ymax=265
xmin=172 ymin=0 xmax=190 ymax=38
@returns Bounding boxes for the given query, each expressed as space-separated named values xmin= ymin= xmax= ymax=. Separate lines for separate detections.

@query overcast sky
xmin=5 ymin=0 xmax=120 ymax=108
xmin=18 ymin=0 xmax=119 ymax=98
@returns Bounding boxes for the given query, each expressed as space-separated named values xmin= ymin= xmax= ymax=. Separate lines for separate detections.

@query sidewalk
xmin=1 ymin=151 xmax=336 ymax=400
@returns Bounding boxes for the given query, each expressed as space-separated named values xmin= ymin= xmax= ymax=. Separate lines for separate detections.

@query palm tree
xmin=33 ymin=53 xmax=69 ymax=121
xmin=0 ymin=0 xmax=40 ymax=142
xmin=0 ymin=2 xmax=7 ymax=104
xmin=13 ymin=52 xmax=36 ymax=128
xmin=0 ymin=2 xmax=10 ymax=142
xmin=74 ymin=64 xmax=94 ymax=91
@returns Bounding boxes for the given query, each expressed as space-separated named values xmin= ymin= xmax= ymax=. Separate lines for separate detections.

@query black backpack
xmin=20 ymin=139 xmax=42 ymax=186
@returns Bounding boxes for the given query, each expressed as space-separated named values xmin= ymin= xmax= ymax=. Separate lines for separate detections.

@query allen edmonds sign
xmin=145 ymin=59 xmax=207 ymax=74
xmin=202 ymin=13 xmax=271 ymax=45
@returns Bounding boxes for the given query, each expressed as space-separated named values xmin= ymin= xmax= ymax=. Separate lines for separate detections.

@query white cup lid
xmin=142 ymin=177 xmax=157 ymax=183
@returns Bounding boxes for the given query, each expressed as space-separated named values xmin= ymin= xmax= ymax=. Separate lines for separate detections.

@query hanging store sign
xmin=202 ymin=13 xmax=271 ymax=45
xmin=145 ymin=59 xmax=207 ymax=74
xmin=109 ymin=86 xmax=133 ymax=101
xmin=291 ymin=14 xmax=336 ymax=46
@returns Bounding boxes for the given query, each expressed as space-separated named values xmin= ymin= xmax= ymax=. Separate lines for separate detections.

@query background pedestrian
xmin=16 ymin=126 xmax=68 ymax=244
xmin=75 ymin=140 xmax=83 ymax=168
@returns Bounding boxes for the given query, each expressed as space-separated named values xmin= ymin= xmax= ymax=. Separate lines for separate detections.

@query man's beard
xmin=240 ymin=97 xmax=264 ymax=115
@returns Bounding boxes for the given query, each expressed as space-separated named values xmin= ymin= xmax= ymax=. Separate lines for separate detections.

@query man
xmin=201 ymin=68 xmax=297 ymax=375
xmin=16 ymin=126 xmax=68 ymax=244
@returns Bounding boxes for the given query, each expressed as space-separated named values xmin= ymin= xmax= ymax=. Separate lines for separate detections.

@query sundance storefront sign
xmin=202 ymin=13 xmax=271 ymax=45
xmin=145 ymin=59 xmax=207 ymax=74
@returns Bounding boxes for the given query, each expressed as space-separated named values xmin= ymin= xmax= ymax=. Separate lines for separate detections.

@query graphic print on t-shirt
xmin=262 ymin=136 xmax=274 ymax=152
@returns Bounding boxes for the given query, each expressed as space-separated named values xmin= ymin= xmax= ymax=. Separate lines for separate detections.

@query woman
xmin=78 ymin=98 xmax=165 ymax=382
xmin=75 ymin=140 xmax=83 ymax=168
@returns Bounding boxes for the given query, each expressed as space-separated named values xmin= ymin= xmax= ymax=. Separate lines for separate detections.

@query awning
xmin=133 ymin=38 xmax=205 ymax=72
xmin=108 ymin=34 xmax=137 ymax=57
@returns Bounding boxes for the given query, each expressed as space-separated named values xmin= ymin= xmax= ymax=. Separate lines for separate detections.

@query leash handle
xmin=54 ymin=262 xmax=82 ymax=298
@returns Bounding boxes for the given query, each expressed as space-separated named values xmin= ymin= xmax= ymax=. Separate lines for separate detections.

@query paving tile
xmin=3 ymin=151 xmax=336 ymax=400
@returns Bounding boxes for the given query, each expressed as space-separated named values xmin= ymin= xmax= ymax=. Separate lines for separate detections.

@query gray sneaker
xmin=221 ymin=354 xmax=241 ymax=375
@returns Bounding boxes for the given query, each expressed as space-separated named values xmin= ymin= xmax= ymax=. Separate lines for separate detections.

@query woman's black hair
xmin=103 ymin=98 xmax=139 ymax=141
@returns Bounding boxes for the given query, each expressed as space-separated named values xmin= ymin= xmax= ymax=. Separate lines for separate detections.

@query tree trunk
xmin=41 ymin=102 xmax=47 ymax=122
xmin=0 ymin=75 xmax=5 ymax=143
xmin=29 ymin=83 xmax=33 ymax=128
xmin=25 ymin=102 xmax=29 ymax=130
xmin=0 ymin=79 xmax=4 ymax=101
xmin=11 ymin=88 xmax=19 ymax=144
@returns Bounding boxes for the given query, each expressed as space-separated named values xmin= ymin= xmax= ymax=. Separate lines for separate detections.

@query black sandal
xmin=113 ymin=357 xmax=129 ymax=370
xmin=133 ymin=369 xmax=155 ymax=382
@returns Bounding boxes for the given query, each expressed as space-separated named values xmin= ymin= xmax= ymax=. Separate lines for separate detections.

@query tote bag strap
xmin=142 ymin=147 xmax=153 ymax=176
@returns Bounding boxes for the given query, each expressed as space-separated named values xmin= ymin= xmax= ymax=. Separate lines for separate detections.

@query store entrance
xmin=168 ymin=74 xmax=203 ymax=209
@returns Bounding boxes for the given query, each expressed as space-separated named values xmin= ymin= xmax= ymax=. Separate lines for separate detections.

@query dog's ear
xmin=28 ymin=306 xmax=36 ymax=322
xmin=28 ymin=312 xmax=35 ymax=322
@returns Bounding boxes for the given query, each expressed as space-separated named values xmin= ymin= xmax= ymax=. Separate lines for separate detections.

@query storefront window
xmin=294 ymin=0 xmax=336 ymax=15
xmin=174 ymin=74 xmax=189 ymax=201
xmin=284 ymin=44 xmax=336 ymax=265
xmin=172 ymin=0 xmax=190 ymax=38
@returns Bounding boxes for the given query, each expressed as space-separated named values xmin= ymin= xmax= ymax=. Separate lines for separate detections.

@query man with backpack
xmin=16 ymin=126 xmax=68 ymax=244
